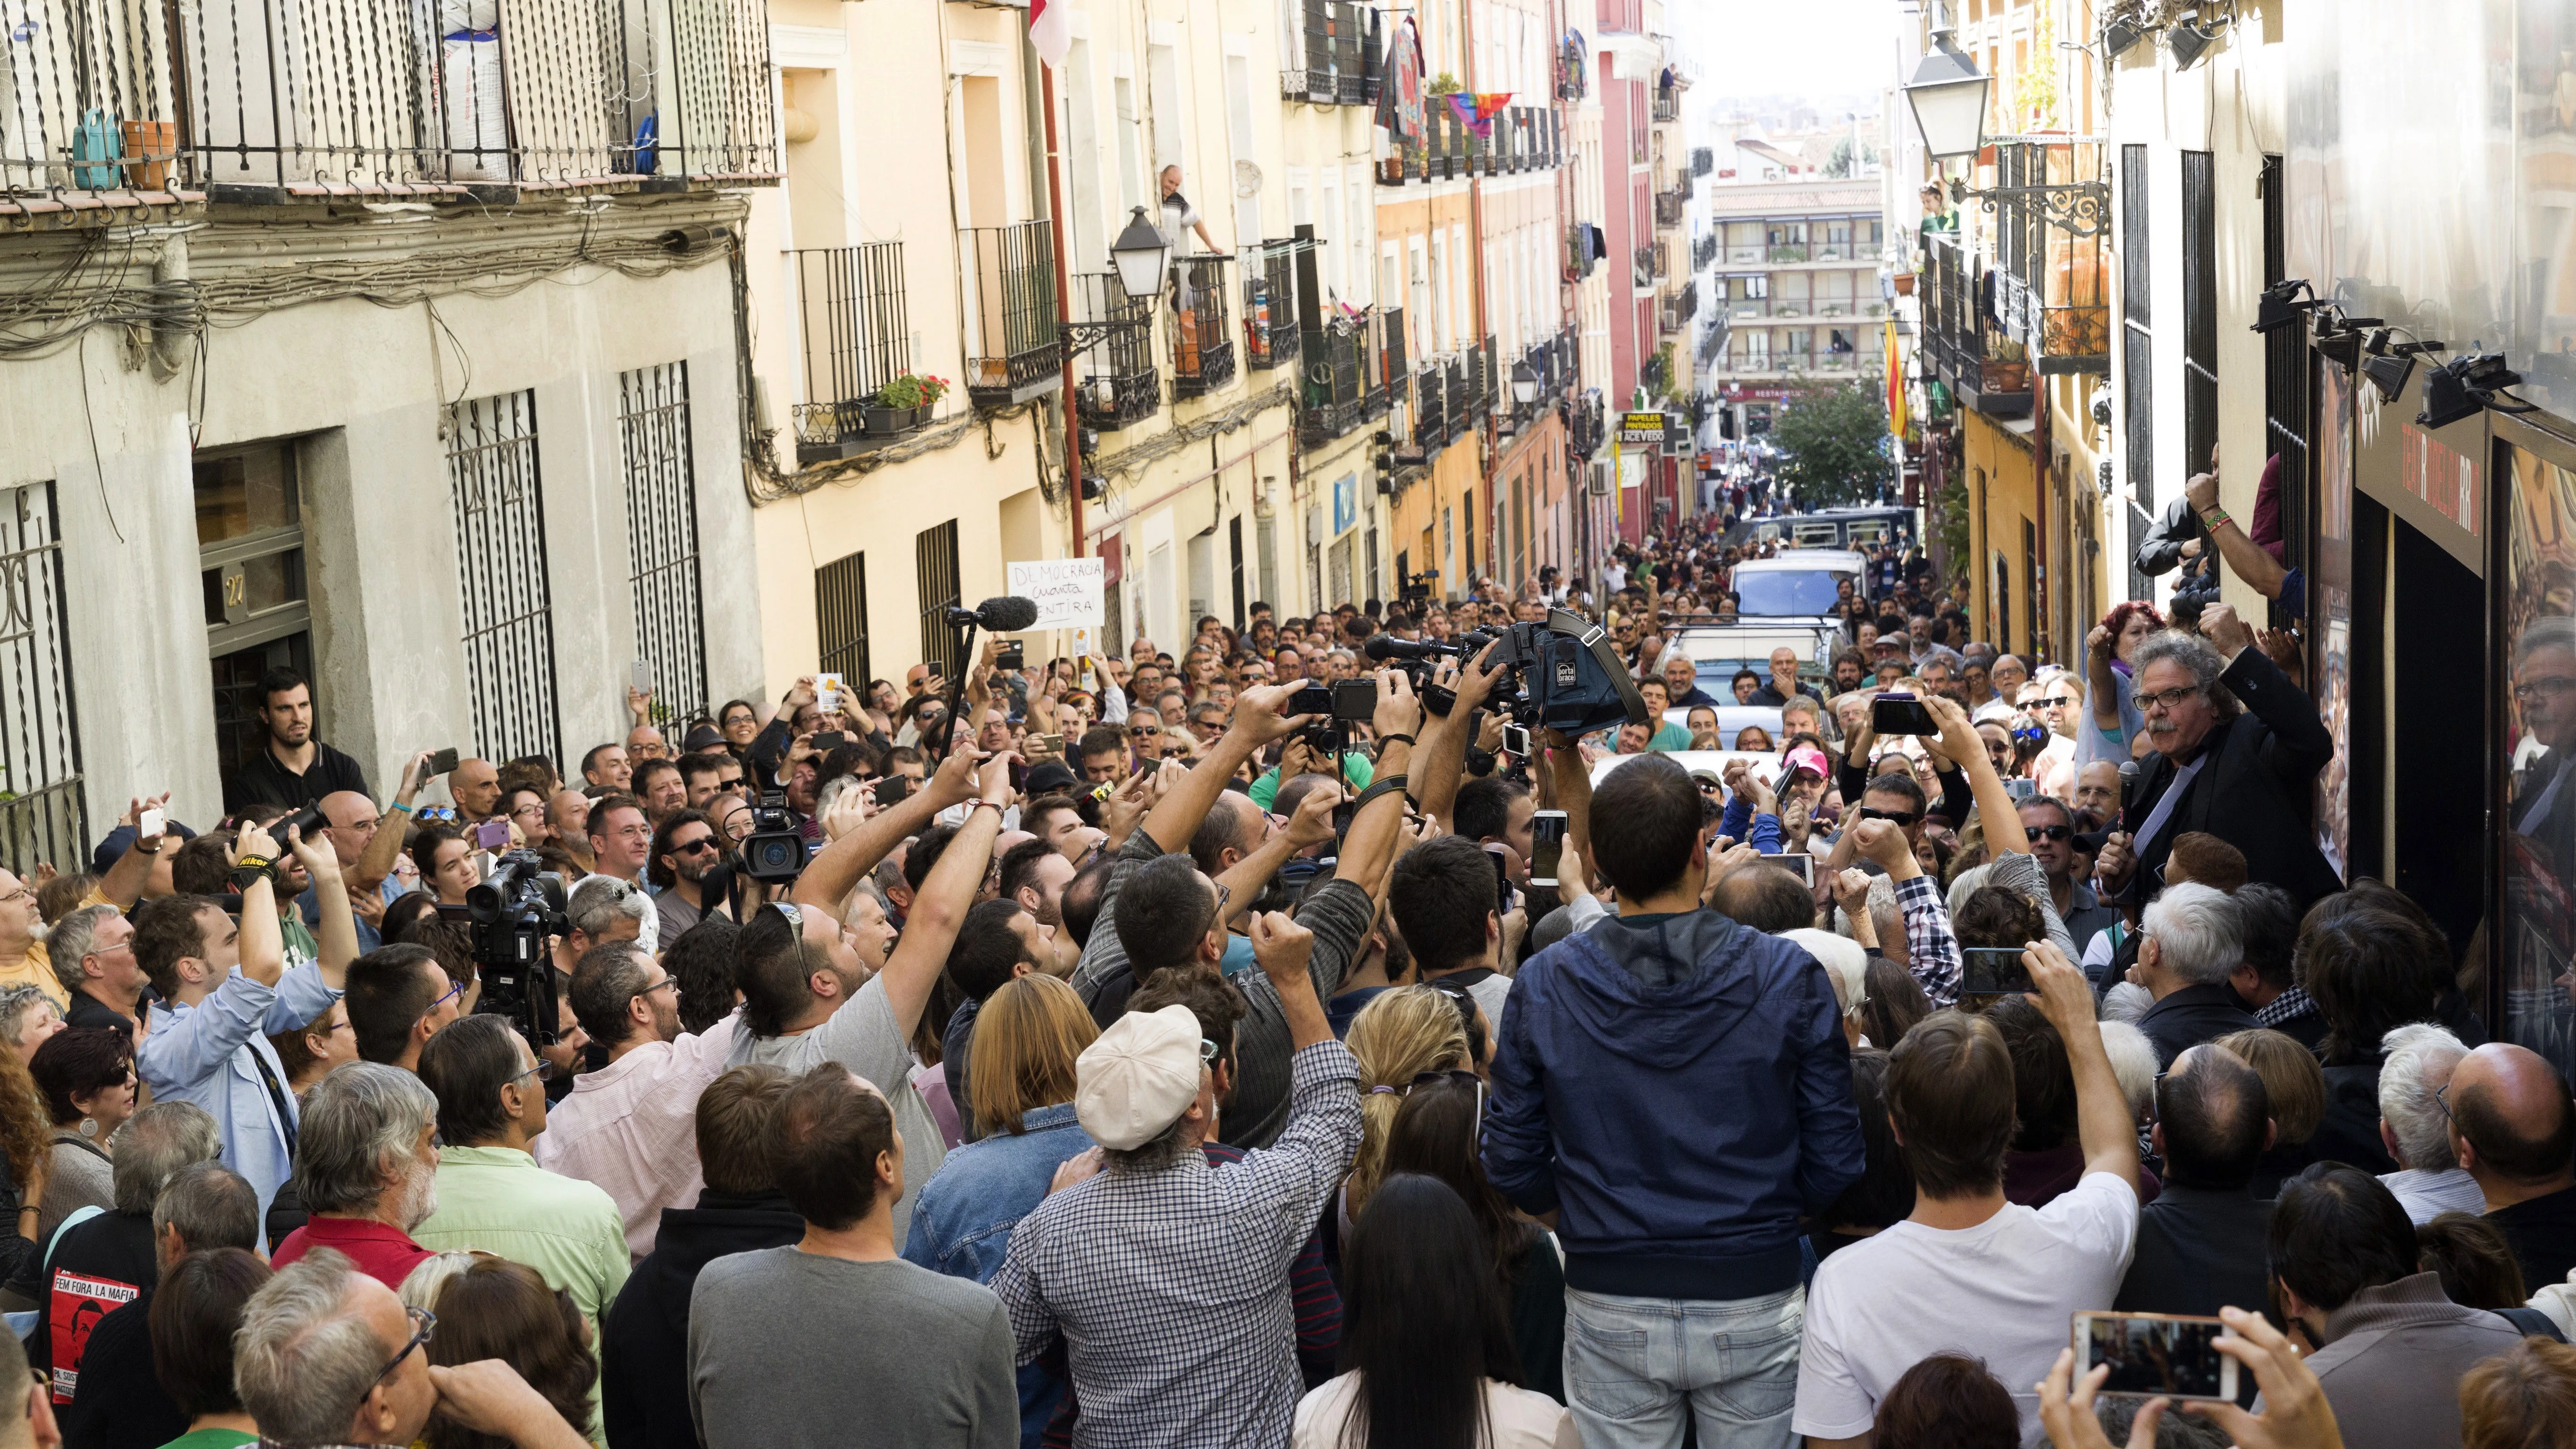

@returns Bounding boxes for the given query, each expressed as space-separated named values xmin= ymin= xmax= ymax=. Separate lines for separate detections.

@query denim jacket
xmin=901 ymin=1103 xmax=1095 ymax=1284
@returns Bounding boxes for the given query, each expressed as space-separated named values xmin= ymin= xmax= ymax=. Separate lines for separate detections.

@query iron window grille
xmin=816 ymin=550 xmax=870 ymax=688
xmin=793 ymin=242 xmax=917 ymax=459
xmin=915 ymin=521 xmax=962 ymax=684
xmin=619 ymin=362 xmax=709 ymax=723
xmin=0 ymin=483 xmax=84 ymax=872
xmin=2182 ymin=150 xmax=2219 ymax=477
xmin=447 ymin=391 xmax=563 ymax=769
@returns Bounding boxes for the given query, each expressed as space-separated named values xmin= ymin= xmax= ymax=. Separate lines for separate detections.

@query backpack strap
xmin=2494 ymin=1306 xmax=2568 ymax=1343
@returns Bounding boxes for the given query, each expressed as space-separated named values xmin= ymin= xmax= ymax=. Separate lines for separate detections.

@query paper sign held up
xmin=1006 ymin=559 xmax=1106 ymax=628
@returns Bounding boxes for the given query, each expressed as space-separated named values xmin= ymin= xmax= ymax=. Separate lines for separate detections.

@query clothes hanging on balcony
xmin=1377 ymin=16 xmax=1426 ymax=148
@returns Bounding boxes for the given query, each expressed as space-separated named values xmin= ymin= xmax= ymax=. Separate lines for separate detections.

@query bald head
xmin=2449 ymin=1043 xmax=2576 ymax=1191
xmin=547 ymin=789 xmax=594 ymax=847
xmin=321 ymin=790 xmax=381 ymax=869
xmin=2156 ymin=1044 xmax=2270 ymax=1189
xmin=449 ymin=757 xmax=499 ymax=819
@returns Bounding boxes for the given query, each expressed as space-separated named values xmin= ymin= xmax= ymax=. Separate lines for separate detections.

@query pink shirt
xmin=533 ymin=1014 xmax=740 ymax=1260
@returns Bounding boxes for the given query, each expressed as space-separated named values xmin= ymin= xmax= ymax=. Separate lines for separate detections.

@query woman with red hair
xmin=2078 ymin=599 xmax=2165 ymax=771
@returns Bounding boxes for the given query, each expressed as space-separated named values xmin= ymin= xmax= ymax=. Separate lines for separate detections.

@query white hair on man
xmin=2139 ymin=881 xmax=2242 ymax=985
xmin=2378 ymin=1022 xmax=2472 ymax=1172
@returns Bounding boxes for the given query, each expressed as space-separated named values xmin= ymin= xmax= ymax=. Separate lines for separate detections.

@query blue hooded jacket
xmin=1483 ymin=908 xmax=1864 ymax=1301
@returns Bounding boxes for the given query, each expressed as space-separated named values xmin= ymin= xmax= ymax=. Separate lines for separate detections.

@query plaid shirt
xmin=2255 ymin=985 xmax=2319 ymax=1030
xmin=995 ymin=1040 xmax=1362 ymax=1449
xmin=1895 ymin=872 xmax=1961 ymax=1006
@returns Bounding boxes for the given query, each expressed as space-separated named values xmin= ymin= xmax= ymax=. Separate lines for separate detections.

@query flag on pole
xmin=1884 ymin=323 xmax=1907 ymax=441
xmin=1029 ymin=0 xmax=1070 ymax=68
xmin=1446 ymin=92 xmax=1514 ymax=138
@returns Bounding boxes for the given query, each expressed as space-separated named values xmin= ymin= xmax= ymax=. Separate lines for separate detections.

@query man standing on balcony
xmin=1158 ymin=166 xmax=1218 ymax=257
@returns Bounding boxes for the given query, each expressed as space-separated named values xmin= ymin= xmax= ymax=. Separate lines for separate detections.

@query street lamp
xmin=1109 ymin=206 xmax=1171 ymax=301
xmin=1902 ymin=12 xmax=1990 ymax=161
xmin=1511 ymin=361 xmax=1540 ymax=407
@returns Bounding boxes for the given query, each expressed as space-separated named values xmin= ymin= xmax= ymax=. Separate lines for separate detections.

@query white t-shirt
xmin=1792 ymin=1170 xmax=2140 ymax=1447
xmin=1293 ymin=1373 xmax=1577 ymax=1449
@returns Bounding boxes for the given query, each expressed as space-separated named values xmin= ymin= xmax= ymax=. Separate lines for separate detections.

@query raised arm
xmin=2201 ymin=604 xmax=2333 ymax=774
xmin=2085 ymin=626 xmax=2124 ymax=734
xmin=1333 ymin=671 xmax=1421 ymax=888
xmin=1926 ymin=695 xmax=2025 ymax=853
xmin=1413 ymin=642 xmax=1506 ymax=832
xmin=2026 ymin=938 xmax=2138 ymax=1192
xmin=1212 ymin=788 xmax=1337 ymax=928
xmin=353 ymin=752 xmax=433 ymax=894
xmin=286 ymin=826 xmax=357 ymax=983
xmin=1542 ymin=731 xmax=1594 ymax=890
xmin=2186 ymin=469 xmax=2289 ymax=599
xmin=97 ymin=794 xmax=171 ymax=910
xmin=233 ymin=822 xmax=285 ymax=989
xmin=877 ymin=752 xmax=1013 ymax=1039
xmin=1142 ymin=684 xmax=1308 ymax=854
xmin=790 ymin=747 xmax=980 ymax=911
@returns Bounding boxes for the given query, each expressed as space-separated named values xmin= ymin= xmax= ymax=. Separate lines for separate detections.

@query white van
xmin=1730 ymin=549 xmax=1865 ymax=619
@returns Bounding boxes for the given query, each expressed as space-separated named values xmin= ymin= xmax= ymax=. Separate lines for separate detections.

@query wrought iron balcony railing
xmin=1169 ymin=257 xmax=1238 ymax=400
xmin=1919 ymin=232 xmax=2033 ymax=417
xmin=2 ymin=0 xmax=780 ymax=216
xmin=792 ymin=242 xmax=924 ymax=464
xmin=1654 ymin=191 xmax=1685 ymax=227
xmin=964 ymin=221 xmax=1063 ymax=408
xmin=1070 ymin=273 xmax=1161 ymax=432
xmin=1980 ymin=136 xmax=2112 ymax=375
xmin=1298 ymin=305 xmax=1402 ymax=444
xmin=1243 ymin=241 xmax=1305 ymax=371
xmin=1288 ymin=0 xmax=1379 ymax=106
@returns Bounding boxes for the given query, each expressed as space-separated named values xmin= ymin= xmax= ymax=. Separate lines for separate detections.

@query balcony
xmin=1570 ymin=389 xmax=1607 ymax=459
xmin=1567 ymin=223 xmax=1600 ymax=280
xmin=1070 ymin=273 xmax=1161 ymax=433
xmin=1691 ymin=147 xmax=1714 ymax=177
xmin=1653 ymin=91 xmax=1680 ymax=122
xmin=791 ymin=243 xmax=927 ymax=465
xmin=1693 ymin=233 xmax=1717 ymax=271
xmin=1987 ymin=136 xmax=2112 ymax=375
xmin=2 ymin=0 xmax=780 ymax=222
xmin=1291 ymin=0 xmax=1381 ymax=107
xmin=1635 ymin=245 xmax=1657 ymax=288
xmin=1299 ymin=306 xmax=1403 ymax=445
xmin=1399 ymin=364 xmax=1448 ymax=463
xmin=1168 ymin=257 xmax=1238 ymax=400
xmin=1920 ymin=233 xmax=2032 ymax=418
xmin=1445 ymin=353 xmax=1474 ymax=440
xmin=1243 ymin=241 xmax=1305 ymax=372
xmin=1654 ymin=191 xmax=1685 ymax=227
xmin=963 ymin=222 xmax=1063 ymax=408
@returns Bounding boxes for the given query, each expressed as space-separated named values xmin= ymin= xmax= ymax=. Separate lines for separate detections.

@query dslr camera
xmin=460 ymin=851 xmax=567 ymax=1046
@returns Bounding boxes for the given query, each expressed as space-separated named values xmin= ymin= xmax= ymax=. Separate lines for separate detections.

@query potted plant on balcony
xmin=868 ymin=373 xmax=950 ymax=434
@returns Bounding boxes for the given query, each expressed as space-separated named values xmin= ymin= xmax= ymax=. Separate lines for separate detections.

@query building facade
xmin=0 ymin=0 xmax=772 ymax=845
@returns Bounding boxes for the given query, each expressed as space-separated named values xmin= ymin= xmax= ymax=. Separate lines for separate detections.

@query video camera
xmin=1398 ymin=569 xmax=1439 ymax=608
xmin=1363 ymin=607 xmax=1650 ymax=738
xmin=739 ymin=790 xmax=809 ymax=884
xmin=460 ymin=851 xmax=567 ymax=1046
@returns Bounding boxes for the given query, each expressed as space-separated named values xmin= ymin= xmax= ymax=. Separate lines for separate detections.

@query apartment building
xmin=0 ymin=0 xmax=771 ymax=848
xmin=1706 ymin=179 xmax=1889 ymax=439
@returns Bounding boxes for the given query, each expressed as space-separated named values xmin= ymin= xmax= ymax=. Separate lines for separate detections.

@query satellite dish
xmin=1235 ymin=160 xmax=1264 ymax=199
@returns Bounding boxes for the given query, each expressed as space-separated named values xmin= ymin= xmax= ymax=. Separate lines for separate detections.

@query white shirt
xmin=2378 ymin=1167 xmax=2487 ymax=1226
xmin=1793 ymin=1170 xmax=2140 ymax=1447
xmin=1293 ymin=1373 xmax=1577 ymax=1449
xmin=533 ymin=1014 xmax=740 ymax=1259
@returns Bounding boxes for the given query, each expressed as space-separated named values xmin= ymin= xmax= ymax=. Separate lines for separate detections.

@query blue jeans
xmin=1562 ymin=1284 xmax=1803 ymax=1449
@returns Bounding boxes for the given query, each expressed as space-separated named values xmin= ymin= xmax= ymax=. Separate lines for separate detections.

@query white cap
xmin=1074 ymin=1004 xmax=1205 ymax=1151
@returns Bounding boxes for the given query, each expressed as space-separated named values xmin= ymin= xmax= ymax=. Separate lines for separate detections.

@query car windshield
xmin=1735 ymin=569 xmax=1847 ymax=617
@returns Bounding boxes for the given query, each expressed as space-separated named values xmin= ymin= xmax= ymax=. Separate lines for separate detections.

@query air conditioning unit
xmin=1589 ymin=460 xmax=1611 ymax=496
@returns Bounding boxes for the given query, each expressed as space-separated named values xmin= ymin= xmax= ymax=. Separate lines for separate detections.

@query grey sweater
xmin=1074 ymin=833 xmax=1375 ymax=1150
xmin=688 ymin=1248 xmax=1016 ymax=1449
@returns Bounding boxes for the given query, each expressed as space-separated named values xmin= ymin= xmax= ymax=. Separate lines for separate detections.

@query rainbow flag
xmin=1447 ymin=92 xmax=1514 ymax=138
xmin=1885 ymin=322 xmax=1907 ymax=440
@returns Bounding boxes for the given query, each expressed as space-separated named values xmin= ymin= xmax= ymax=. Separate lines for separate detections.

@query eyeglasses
xmin=2513 ymin=676 xmax=2576 ymax=703
xmin=671 ymin=836 xmax=719 ymax=856
xmin=1198 ymin=1038 xmax=1222 ymax=1065
xmin=2434 ymin=1080 xmax=2455 ymax=1124
xmin=511 ymin=1058 xmax=555 ymax=1085
xmin=369 ymin=1306 xmax=435 ymax=1393
xmin=426 ymin=976 xmax=466 ymax=1014
xmin=1859 ymin=806 xmax=1921 ymax=829
xmin=1130 ymin=725 xmax=1159 ymax=737
xmin=2138 ymin=684 xmax=2203 ymax=712
xmin=637 ymin=974 xmax=677 ymax=1001
xmin=2042 ymin=694 xmax=2079 ymax=708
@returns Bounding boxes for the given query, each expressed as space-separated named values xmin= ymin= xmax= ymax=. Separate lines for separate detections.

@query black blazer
xmin=2122 ymin=645 xmax=2343 ymax=907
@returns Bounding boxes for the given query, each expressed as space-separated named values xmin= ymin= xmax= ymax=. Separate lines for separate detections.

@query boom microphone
xmin=944 ymin=596 xmax=1041 ymax=633
xmin=1364 ymin=635 xmax=1437 ymax=661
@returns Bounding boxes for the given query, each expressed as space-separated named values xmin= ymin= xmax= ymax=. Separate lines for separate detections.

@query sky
xmin=1676 ymin=0 xmax=1903 ymax=103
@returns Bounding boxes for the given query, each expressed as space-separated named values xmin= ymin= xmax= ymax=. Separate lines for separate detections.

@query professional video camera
xmin=1397 ymin=569 xmax=1439 ymax=608
xmin=739 ymin=790 xmax=809 ymax=884
xmin=1363 ymin=607 xmax=1649 ymax=738
xmin=461 ymin=851 xmax=567 ymax=1047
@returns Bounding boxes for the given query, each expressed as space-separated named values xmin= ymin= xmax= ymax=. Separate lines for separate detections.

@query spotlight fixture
xmin=2252 ymin=278 xmax=2318 ymax=334
xmin=2360 ymin=330 xmax=2444 ymax=404
xmin=2169 ymin=12 xmax=2222 ymax=70
xmin=2103 ymin=16 xmax=2147 ymax=58
xmin=2312 ymin=312 xmax=2382 ymax=372
xmin=2416 ymin=352 xmax=2539 ymax=429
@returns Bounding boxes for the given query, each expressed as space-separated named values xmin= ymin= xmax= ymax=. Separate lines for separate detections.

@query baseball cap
xmin=1075 ymin=1004 xmax=1206 ymax=1150
xmin=1874 ymin=631 xmax=1909 ymax=653
xmin=682 ymin=724 xmax=726 ymax=752
xmin=1783 ymin=745 xmax=1831 ymax=781
xmin=1025 ymin=761 xmax=1080 ymax=797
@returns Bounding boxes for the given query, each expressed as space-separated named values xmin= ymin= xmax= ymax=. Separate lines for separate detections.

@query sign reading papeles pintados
xmin=1006 ymin=558 xmax=1106 ymax=628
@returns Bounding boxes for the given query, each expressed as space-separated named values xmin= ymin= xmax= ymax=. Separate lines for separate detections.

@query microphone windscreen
xmin=976 ymin=596 xmax=1041 ymax=633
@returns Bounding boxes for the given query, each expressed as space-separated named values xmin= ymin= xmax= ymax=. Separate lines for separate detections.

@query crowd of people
xmin=0 ymin=473 xmax=2565 ymax=1449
